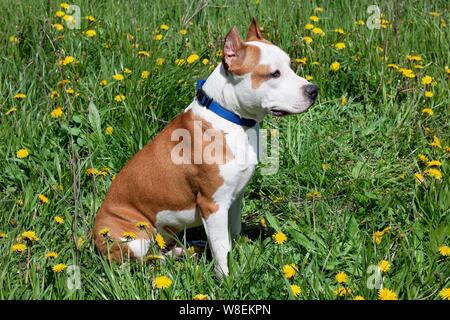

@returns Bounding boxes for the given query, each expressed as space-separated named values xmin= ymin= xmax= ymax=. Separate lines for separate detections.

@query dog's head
xmin=222 ymin=18 xmax=318 ymax=119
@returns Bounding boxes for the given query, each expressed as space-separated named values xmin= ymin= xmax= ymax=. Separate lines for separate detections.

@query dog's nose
xmin=304 ymin=84 xmax=318 ymax=100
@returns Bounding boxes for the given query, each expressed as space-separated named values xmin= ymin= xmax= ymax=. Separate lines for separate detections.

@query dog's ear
xmin=223 ymin=26 xmax=244 ymax=70
xmin=246 ymin=17 xmax=264 ymax=41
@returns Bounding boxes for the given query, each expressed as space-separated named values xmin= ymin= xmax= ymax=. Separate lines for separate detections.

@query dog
xmin=93 ymin=18 xmax=318 ymax=276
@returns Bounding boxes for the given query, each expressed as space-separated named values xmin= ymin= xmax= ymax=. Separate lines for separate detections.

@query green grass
xmin=0 ymin=0 xmax=449 ymax=300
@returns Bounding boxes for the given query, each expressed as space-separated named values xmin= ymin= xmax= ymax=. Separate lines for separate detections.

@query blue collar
xmin=195 ymin=80 xmax=257 ymax=127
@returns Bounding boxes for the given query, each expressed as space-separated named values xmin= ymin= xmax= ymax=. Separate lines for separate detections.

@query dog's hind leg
xmin=229 ymin=193 xmax=243 ymax=241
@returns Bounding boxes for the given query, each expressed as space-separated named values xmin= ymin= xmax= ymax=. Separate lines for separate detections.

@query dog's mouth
xmin=270 ymin=109 xmax=291 ymax=117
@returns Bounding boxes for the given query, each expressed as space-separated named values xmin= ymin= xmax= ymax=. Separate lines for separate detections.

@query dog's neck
xmin=201 ymin=63 xmax=267 ymax=123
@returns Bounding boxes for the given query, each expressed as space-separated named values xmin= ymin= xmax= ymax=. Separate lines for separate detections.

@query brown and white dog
xmin=94 ymin=18 xmax=318 ymax=276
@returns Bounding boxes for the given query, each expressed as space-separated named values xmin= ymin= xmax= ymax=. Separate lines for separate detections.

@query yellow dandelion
xmin=387 ymin=63 xmax=399 ymax=69
xmin=373 ymin=231 xmax=384 ymax=245
xmin=306 ymin=190 xmax=321 ymax=200
xmin=122 ymin=231 xmax=137 ymax=241
xmin=85 ymin=15 xmax=96 ymax=22
xmin=439 ymin=288 xmax=450 ymax=300
xmin=155 ymin=233 xmax=166 ymax=249
xmin=21 ymin=230 xmax=39 ymax=242
xmin=421 ymin=108 xmax=433 ymax=116
xmin=414 ymin=173 xmax=425 ymax=184
xmin=421 ymin=75 xmax=433 ymax=85
xmin=378 ymin=260 xmax=391 ymax=273
xmin=302 ymin=36 xmax=313 ymax=45
xmin=136 ymin=221 xmax=149 ymax=230
xmin=99 ymin=79 xmax=108 ymax=86
xmin=85 ymin=29 xmax=96 ymax=37
xmin=5 ymin=107 xmax=17 ymax=115
xmin=304 ymin=23 xmax=314 ymax=30
xmin=418 ymin=154 xmax=429 ymax=162
xmin=175 ymin=58 xmax=186 ymax=66
xmin=77 ymin=237 xmax=85 ymax=249
xmin=283 ymin=264 xmax=298 ymax=279
xmin=193 ymin=294 xmax=209 ymax=300
xmin=424 ymin=168 xmax=443 ymax=180
xmin=138 ymin=50 xmax=150 ymax=57
xmin=335 ymin=28 xmax=345 ymax=34
xmin=356 ymin=20 xmax=365 ymax=26
xmin=112 ymin=73 xmax=124 ymax=81
xmin=154 ymin=34 xmax=163 ymax=41
xmin=9 ymin=36 xmax=19 ymax=43
xmin=378 ymin=288 xmax=397 ymax=300
xmin=14 ymin=93 xmax=26 ymax=100
xmin=335 ymin=287 xmax=352 ymax=296
xmin=340 ymin=96 xmax=347 ymax=106
xmin=424 ymin=91 xmax=433 ymax=98
xmin=354 ymin=295 xmax=365 ymax=300
xmin=105 ymin=126 xmax=113 ymax=135
xmin=260 ymin=217 xmax=267 ymax=228
xmin=156 ymin=58 xmax=165 ymax=66
xmin=141 ymin=70 xmax=150 ymax=79
xmin=429 ymin=136 xmax=442 ymax=148
xmin=202 ymin=58 xmax=209 ymax=65
xmin=38 ymin=194 xmax=49 ymax=204
xmin=55 ymin=10 xmax=65 ymax=18
xmin=46 ymin=251 xmax=59 ymax=259
xmin=0 ymin=232 xmax=7 ymax=239
xmin=334 ymin=42 xmax=346 ymax=50
xmin=273 ymin=231 xmax=287 ymax=245
xmin=58 ymin=56 xmax=74 ymax=66
xmin=12 ymin=243 xmax=27 ymax=253
xmin=16 ymin=149 xmax=29 ymax=159
xmin=153 ymin=275 xmax=172 ymax=289
xmin=312 ymin=27 xmax=325 ymax=36
xmin=179 ymin=29 xmax=187 ymax=35
xmin=114 ymin=94 xmax=126 ymax=102
xmin=290 ymin=285 xmax=301 ymax=297
xmin=52 ymin=263 xmax=67 ymax=273
xmin=427 ymin=160 xmax=442 ymax=167
xmin=60 ymin=2 xmax=70 ymax=9
xmin=429 ymin=12 xmax=441 ymax=17
xmin=330 ymin=61 xmax=340 ymax=72
xmin=99 ymin=227 xmax=110 ymax=237
xmin=306 ymin=75 xmax=313 ymax=81
xmin=53 ymin=23 xmax=64 ymax=31
xmin=295 ymin=57 xmax=307 ymax=65
xmin=335 ymin=272 xmax=348 ymax=284
xmin=187 ymin=54 xmax=199 ymax=64
xmin=124 ymin=68 xmax=132 ymax=74
xmin=160 ymin=24 xmax=169 ymax=31
xmin=51 ymin=106 xmax=63 ymax=118
xmin=439 ymin=245 xmax=450 ymax=257
xmin=54 ymin=216 xmax=64 ymax=225
xmin=406 ymin=55 xmax=422 ymax=62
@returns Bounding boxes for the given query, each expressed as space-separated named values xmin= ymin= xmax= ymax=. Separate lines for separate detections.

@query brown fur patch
xmin=228 ymin=44 xmax=261 ymax=76
xmin=93 ymin=109 xmax=233 ymax=261
xmin=251 ymin=64 xmax=271 ymax=89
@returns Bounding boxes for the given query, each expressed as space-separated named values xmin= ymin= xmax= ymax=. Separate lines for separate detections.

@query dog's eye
xmin=271 ymin=70 xmax=281 ymax=78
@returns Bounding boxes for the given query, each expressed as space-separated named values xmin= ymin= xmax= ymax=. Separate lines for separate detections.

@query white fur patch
xmin=126 ymin=238 xmax=151 ymax=259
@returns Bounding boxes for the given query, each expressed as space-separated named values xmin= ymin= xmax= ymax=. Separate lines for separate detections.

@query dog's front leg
xmin=229 ymin=193 xmax=243 ymax=241
xmin=201 ymin=207 xmax=231 ymax=277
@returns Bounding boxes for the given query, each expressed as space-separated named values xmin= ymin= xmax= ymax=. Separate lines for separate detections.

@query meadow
xmin=0 ymin=0 xmax=449 ymax=300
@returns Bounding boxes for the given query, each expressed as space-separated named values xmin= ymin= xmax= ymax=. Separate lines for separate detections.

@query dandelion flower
xmin=312 ymin=27 xmax=325 ymax=36
xmin=135 ymin=221 xmax=148 ymax=230
xmin=124 ymin=68 xmax=132 ymax=74
xmin=424 ymin=168 xmax=442 ymax=180
xmin=12 ymin=243 xmax=27 ymax=253
xmin=306 ymin=75 xmax=313 ymax=81
xmin=424 ymin=91 xmax=433 ymax=98
xmin=330 ymin=61 xmax=340 ymax=72
xmin=202 ymin=58 xmax=209 ymax=65
xmin=5 ymin=107 xmax=17 ymax=115
xmin=53 ymin=23 xmax=64 ymax=31
xmin=283 ymin=264 xmax=298 ymax=279
xmin=421 ymin=108 xmax=433 ymax=116
xmin=427 ymin=160 xmax=442 ymax=167
xmin=378 ymin=288 xmax=397 ymax=300
xmin=295 ymin=57 xmax=307 ymax=65
xmin=290 ymin=285 xmax=301 ymax=297
xmin=335 ymin=272 xmax=348 ymax=284
xmin=114 ymin=94 xmax=126 ymax=102
xmin=52 ymin=263 xmax=67 ymax=273
xmin=439 ymin=245 xmax=450 ymax=257
xmin=272 ymin=231 xmax=287 ymax=245
xmin=334 ymin=42 xmax=346 ymax=50
xmin=175 ymin=58 xmax=186 ymax=66
xmin=335 ymin=28 xmax=345 ymax=34
xmin=14 ymin=93 xmax=26 ymax=100
xmin=335 ymin=287 xmax=352 ymax=296
xmin=154 ymin=34 xmax=163 ymax=41
xmin=302 ymin=36 xmax=313 ymax=45
xmin=160 ymin=24 xmax=169 ymax=31
xmin=0 ymin=232 xmax=7 ymax=239
xmin=304 ymin=23 xmax=314 ymax=30
xmin=193 ymin=294 xmax=209 ymax=300
xmin=138 ymin=50 xmax=150 ymax=57
xmin=378 ymin=260 xmax=391 ymax=273
xmin=38 ymin=194 xmax=49 ymax=204
xmin=99 ymin=227 xmax=110 ymax=237
xmin=439 ymin=288 xmax=450 ymax=300
xmin=16 ymin=149 xmax=29 ymax=159
xmin=99 ymin=79 xmax=108 ymax=86
xmin=406 ymin=55 xmax=421 ymax=62
xmin=122 ymin=232 xmax=137 ymax=241
xmin=54 ymin=216 xmax=64 ymax=225
xmin=85 ymin=29 xmax=96 ymax=37
xmin=421 ymin=75 xmax=433 ymax=85
xmin=153 ymin=275 xmax=172 ymax=289
xmin=85 ymin=15 xmax=96 ymax=22
xmin=429 ymin=136 xmax=442 ymax=149
xmin=179 ymin=29 xmax=187 ymax=35
xmin=155 ymin=233 xmax=166 ymax=249
xmin=340 ymin=96 xmax=347 ymax=106
xmin=306 ymin=190 xmax=321 ymax=200
xmin=156 ymin=58 xmax=165 ymax=66
xmin=105 ymin=126 xmax=113 ymax=135
xmin=387 ymin=64 xmax=399 ymax=69
xmin=373 ymin=231 xmax=384 ymax=245
xmin=187 ymin=54 xmax=199 ymax=64
xmin=22 ymin=230 xmax=39 ymax=242
xmin=414 ymin=173 xmax=425 ymax=184
xmin=112 ymin=73 xmax=124 ymax=81
xmin=259 ymin=217 xmax=267 ymax=228
xmin=51 ymin=107 xmax=63 ymax=118
xmin=46 ymin=251 xmax=59 ymax=259
xmin=58 ymin=56 xmax=74 ymax=66
xmin=60 ymin=2 xmax=70 ymax=9
xmin=55 ymin=10 xmax=65 ymax=17
xmin=141 ymin=70 xmax=150 ymax=79
xmin=354 ymin=295 xmax=365 ymax=300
